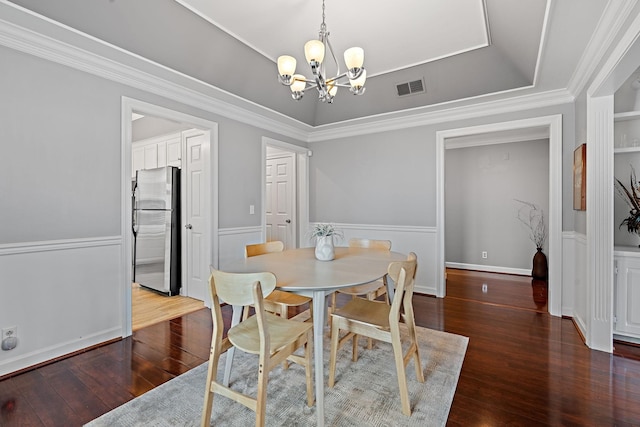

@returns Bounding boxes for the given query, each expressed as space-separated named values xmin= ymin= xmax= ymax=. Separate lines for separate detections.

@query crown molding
xmin=307 ymin=88 xmax=574 ymax=142
xmin=0 ymin=1 xmax=588 ymax=145
xmin=567 ymin=0 xmax=638 ymax=97
xmin=0 ymin=4 xmax=311 ymax=142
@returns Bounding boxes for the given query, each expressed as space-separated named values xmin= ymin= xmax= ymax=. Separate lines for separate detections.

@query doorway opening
xmin=121 ymin=97 xmax=219 ymax=336
xmin=436 ymin=115 xmax=563 ymax=316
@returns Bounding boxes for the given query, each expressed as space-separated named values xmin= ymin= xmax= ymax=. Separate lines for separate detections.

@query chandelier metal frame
xmin=277 ymin=0 xmax=366 ymax=103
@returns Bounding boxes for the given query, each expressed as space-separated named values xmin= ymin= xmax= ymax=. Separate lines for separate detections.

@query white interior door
xmin=266 ymin=152 xmax=295 ymax=249
xmin=183 ymin=129 xmax=210 ymax=301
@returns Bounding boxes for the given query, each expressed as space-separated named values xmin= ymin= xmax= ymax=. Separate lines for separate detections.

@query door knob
xmin=285 ymin=219 xmax=291 ymax=223
xmin=185 ymin=224 xmax=193 ymax=229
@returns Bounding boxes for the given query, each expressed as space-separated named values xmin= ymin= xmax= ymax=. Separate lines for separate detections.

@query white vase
xmin=315 ymin=235 xmax=335 ymax=261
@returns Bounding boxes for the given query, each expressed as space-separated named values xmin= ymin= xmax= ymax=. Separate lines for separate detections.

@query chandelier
xmin=276 ymin=0 xmax=366 ymax=103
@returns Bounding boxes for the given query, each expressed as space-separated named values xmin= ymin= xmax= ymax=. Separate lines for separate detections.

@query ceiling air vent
xmin=396 ymin=78 xmax=425 ymax=97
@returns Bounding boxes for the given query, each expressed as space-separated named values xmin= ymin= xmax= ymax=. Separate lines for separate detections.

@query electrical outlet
xmin=1 ymin=326 xmax=18 ymax=351
xmin=2 ymin=326 xmax=17 ymax=340
xmin=482 ymin=251 xmax=488 ymax=259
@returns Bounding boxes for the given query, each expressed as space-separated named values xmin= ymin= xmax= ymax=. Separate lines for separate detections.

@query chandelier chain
xmin=321 ymin=0 xmax=327 ymax=34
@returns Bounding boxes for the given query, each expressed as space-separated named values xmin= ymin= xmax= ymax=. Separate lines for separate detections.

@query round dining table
xmin=223 ymin=246 xmax=406 ymax=427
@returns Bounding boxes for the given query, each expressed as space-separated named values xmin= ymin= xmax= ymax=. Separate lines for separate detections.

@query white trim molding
xmin=0 ymin=3 xmax=574 ymax=145
xmin=310 ymin=222 xmax=437 ymax=295
xmin=585 ymin=95 xmax=615 ymax=353
xmin=445 ymin=262 xmax=529 ymax=277
xmin=581 ymin=4 xmax=640 ymax=352
xmin=436 ymin=114 xmax=563 ymax=317
xmin=0 ymin=236 xmax=121 ymax=256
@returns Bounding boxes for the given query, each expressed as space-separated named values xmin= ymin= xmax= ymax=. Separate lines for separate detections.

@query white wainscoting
xmin=218 ymin=224 xmax=438 ymax=296
xmin=0 ymin=237 xmax=123 ymax=377
xmin=569 ymin=232 xmax=588 ymax=339
xmin=310 ymin=223 xmax=438 ymax=296
xmin=217 ymin=226 xmax=263 ymax=270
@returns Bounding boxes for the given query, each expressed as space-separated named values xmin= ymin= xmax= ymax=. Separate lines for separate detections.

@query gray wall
xmin=445 ymin=139 xmax=550 ymax=269
xmin=0 ymin=44 xmax=307 ymax=245
xmin=309 ymin=104 xmax=575 ymax=232
xmin=0 ymin=42 xmax=307 ymax=373
xmin=0 ymin=46 xmax=122 ymax=244
xmin=309 ymin=127 xmax=434 ymax=225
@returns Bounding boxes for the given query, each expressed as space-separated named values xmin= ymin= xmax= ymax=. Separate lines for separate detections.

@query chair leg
xmin=242 ymin=305 xmax=251 ymax=321
xmin=391 ymin=329 xmax=411 ymax=416
xmin=365 ymin=291 xmax=376 ymax=350
xmin=201 ymin=342 xmax=222 ymax=427
xmin=328 ymin=316 xmax=340 ymax=387
xmin=280 ymin=304 xmax=290 ymax=370
xmin=304 ymin=330 xmax=314 ymax=407
xmin=352 ymin=333 xmax=359 ymax=362
xmin=328 ymin=293 xmax=336 ymax=327
xmin=405 ymin=310 xmax=425 ymax=383
xmin=255 ymin=358 xmax=269 ymax=427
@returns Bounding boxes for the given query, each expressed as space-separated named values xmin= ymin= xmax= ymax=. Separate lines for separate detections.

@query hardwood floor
xmin=131 ymin=283 xmax=205 ymax=331
xmin=1 ymin=270 xmax=639 ymax=426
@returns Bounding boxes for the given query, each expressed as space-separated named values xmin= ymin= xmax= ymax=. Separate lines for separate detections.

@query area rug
xmin=86 ymin=326 xmax=468 ymax=427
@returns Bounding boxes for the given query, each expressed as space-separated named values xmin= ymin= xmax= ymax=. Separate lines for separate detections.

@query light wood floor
xmin=131 ymin=283 xmax=205 ymax=331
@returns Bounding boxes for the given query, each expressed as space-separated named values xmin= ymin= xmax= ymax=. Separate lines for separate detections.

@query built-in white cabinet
xmin=613 ymin=113 xmax=640 ymax=344
xmin=614 ymin=248 xmax=640 ymax=343
xmin=614 ymin=111 xmax=640 ymax=153
xmin=132 ymin=133 xmax=182 ymax=177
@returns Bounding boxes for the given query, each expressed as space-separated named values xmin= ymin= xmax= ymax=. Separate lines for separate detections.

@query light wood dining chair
xmin=201 ymin=269 xmax=314 ymax=427
xmin=245 ymin=241 xmax=313 ymax=321
xmin=327 ymin=253 xmax=423 ymax=416
xmin=329 ymin=238 xmax=392 ymax=350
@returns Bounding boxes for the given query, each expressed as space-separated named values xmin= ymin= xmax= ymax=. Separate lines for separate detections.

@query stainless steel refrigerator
xmin=132 ymin=166 xmax=181 ymax=296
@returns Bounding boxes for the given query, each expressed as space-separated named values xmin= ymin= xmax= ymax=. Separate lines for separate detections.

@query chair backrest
xmin=387 ymin=253 xmax=418 ymax=323
xmin=209 ymin=269 xmax=277 ymax=307
xmin=348 ymin=238 xmax=392 ymax=251
xmin=245 ymin=241 xmax=285 ymax=258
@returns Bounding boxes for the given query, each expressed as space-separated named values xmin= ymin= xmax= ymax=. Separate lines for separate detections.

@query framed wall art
xmin=573 ymin=143 xmax=586 ymax=210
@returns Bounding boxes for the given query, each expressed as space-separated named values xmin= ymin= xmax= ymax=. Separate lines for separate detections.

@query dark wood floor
xmin=1 ymin=269 xmax=640 ymax=426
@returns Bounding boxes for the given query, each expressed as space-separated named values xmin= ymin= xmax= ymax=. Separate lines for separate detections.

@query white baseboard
xmin=614 ymin=334 xmax=640 ymax=345
xmin=0 ymin=327 xmax=121 ymax=377
xmin=445 ymin=262 xmax=530 ymax=276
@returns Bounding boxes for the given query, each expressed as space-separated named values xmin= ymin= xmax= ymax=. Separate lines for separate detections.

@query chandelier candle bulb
xmin=277 ymin=55 xmax=296 ymax=82
xmin=304 ymin=40 xmax=325 ymax=65
xmin=344 ymin=47 xmax=364 ymax=72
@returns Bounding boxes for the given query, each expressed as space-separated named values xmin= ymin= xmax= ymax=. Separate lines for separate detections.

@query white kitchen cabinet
xmin=131 ymin=132 xmax=182 ymax=177
xmin=166 ymin=136 xmax=182 ymax=167
xmin=143 ymin=144 xmax=158 ymax=169
xmin=613 ymin=247 xmax=640 ymax=343
xmin=132 ymin=146 xmax=145 ymax=177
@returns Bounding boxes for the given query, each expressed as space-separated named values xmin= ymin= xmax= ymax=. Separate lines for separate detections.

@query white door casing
xmin=436 ymin=115 xmax=563 ymax=316
xmin=121 ymin=97 xmax=218 ymax=337
xmin=183 ymin=129 xmax=210 ymax=301
xmin=266 ymin=153 xmax=295 ymax=249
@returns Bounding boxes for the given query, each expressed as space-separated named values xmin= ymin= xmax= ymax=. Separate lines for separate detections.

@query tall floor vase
xmin=532 ymin=248 xmax=548 ymax=280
